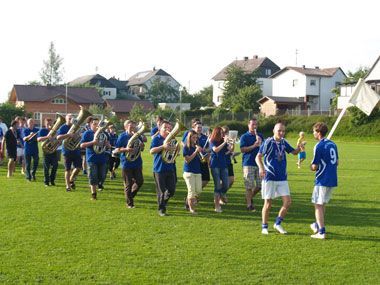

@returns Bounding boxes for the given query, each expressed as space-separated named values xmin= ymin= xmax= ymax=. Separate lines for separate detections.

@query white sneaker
xmin=310 ymin=223 xmax=319 ymax=234
xmin=214 ymin=207 xmax=223 ymax=213
xmin=273 ymin=224 xmax=287 ymax=234
xmin=261 ymin=228 xmax=269 ymax=235
xmin=311 ymin=233 xmax=325 ymax=239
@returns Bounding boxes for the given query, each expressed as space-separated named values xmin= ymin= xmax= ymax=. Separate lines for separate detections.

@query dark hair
xmin=186 ymin=130 xmax=198 ymax=148
xmin=313 ymin=122 xmax=328 ymax=137
xmin=221 ymin=125 xmax=229 ymax=133
xmin=210 ymin=126 xmax=223 ymax=144
xmin=249 ymin=117 xmax=258 ymax=123
xmin=86 ymin=116 xmax=94 ymax=124
xmin=11 ymin=120 xmax=18 ymax=127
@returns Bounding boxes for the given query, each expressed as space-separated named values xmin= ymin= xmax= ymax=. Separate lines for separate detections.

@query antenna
xmin=295 ymin=49 xmax=299 ymax=66
xmin=95 ymin=66 xmax=98 ymax=73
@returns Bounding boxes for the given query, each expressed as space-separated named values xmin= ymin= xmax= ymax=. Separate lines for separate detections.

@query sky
xmin=0 ymin=0 xmax=379 ymax=103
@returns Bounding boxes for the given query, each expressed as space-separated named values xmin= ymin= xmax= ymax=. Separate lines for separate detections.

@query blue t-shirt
xmin=209 ymin=140 xmax=228 ymax=169
xmin=150 ymin=126 xmax=158 ymax=137
xmin=183 ymin=146 xmax=201 ymax=174
xmin=150 ymin=134 xmax=175 ymax=173
xmin=0 ymin=128 xmax=3 ymax=139
xmin=258 ymin=137 xmax=295 ymax=181
xmin=116 ymin=132 xmax=143 ymax=169
xmin=57 ymin=124 xmax=81 ymax=156
xmin=311 ymin=138 xmax=338 ymax=187
xmin=38 ymin=128 xmax=49 ymax=137
xmin=23 ymin=127 xmax=39 ymax=156
xmin=240 ymin=131 xmax=264 ymax=167
xmin=108 ymin=133 xmax=118 ymax=147
xmin=80 ymin=130 xmax=107 ymax=164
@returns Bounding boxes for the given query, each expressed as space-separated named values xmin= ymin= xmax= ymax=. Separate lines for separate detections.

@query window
xmin=310 ymin=79 xmax=316 ymax=86
xmin=335 ymin=82 xmax=341 ymax=87
xmin=103 ymin=90 xmax=111 ymax=96
xmin=34 ymin=112 xmax=41 ymax=120
xmin=257 ymin=80 xmax=264 ymax=87
xmin=51 ymin=98 xmax=66 ymax=104
xmin=292 ymin=79 xmax=298 ymax=87
xmin=217 ymin=96 xmax=223 ymax=103
xmin=265 ymin=69 xmax=271 ymax=76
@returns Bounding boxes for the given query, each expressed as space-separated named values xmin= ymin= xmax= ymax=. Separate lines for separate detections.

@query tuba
xmin=63 ymin=106 xmax=92 ymax=151
xmin=162 ymin=119 xmax=185 ymax=164
xmin=41 ymin=114 xmax=66 ymax=154
xmin=125 ymin=121 xmax=146 ymax=161
xmin=93 ymin=119 xmax=113 ymax=154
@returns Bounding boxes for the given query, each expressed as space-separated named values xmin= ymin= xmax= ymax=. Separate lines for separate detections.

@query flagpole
xmin=327 ymin=106 xmax=347 ymax=140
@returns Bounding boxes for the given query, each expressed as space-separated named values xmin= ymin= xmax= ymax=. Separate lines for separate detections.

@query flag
xmin=348 ymin=78 xmax=380 ymax=116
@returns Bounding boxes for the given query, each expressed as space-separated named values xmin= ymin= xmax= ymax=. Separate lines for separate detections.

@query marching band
xmin=2 ymin=110 xmax=263 ymax=217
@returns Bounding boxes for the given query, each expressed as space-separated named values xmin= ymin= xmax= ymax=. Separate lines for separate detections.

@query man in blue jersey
xmin=57 ymin=114 xmax=82 ymax=192
xmin=150 ymin=120 xmax=177 ymax=216
xmin=23 ymin=118 xmax=40 ymax=182
xmin=309 ymin=122 xmax=338 ymax=239
xmin=150 ymin=116 xmax=163 ymax=138
xmin=115 ymin=120 xmax=145 ymax=208
xmin=80 ymin=118 xmax=110 ymax=200
xmin=240 ymin=118 xmax=264 ymax=212
xmin=37 ymin=118 xmax=59 ymax=187
xmin=256 ymin=122 xmax=301 ymax=235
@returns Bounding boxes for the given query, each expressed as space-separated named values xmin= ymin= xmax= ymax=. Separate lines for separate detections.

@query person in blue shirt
xmin=80 ymin=118 xmax=110 ymax=200
xmin=240 ymin=118 xmax=264 ymax=212
xmin=23 ymin=118 xmax=40 ymax=181
xmin=221 ymin=126 xmax=235 ymax=190
xmin=57 ymin=114 xmax=83 ymax=192
xmin=114 ymin=120 xmax=145 ymax=208
xmin=209 ymin=126 xmax=231 ymax=213
xmin=37 ymin=118 xmax=59 ymax=187
xmin=150 ymin=115 xmax=163 ymax=138
xmin=16 ymin=116 xmax=26 ymax=174
xmin=150 ymin=120 xmax=177 ymax=216
xmin=256 ymin=122 xmax=301 ymax=235
xmin=107 ymin=125 xmax=120 ymax=179
xmin=183 ymin=130 xmax=203 ymax=214
xmin=309 ymin=122 xmax=339 ymax=239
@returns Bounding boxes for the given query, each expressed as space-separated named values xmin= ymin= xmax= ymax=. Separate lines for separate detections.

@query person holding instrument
xmin=23 ymin=118 xmax=39 ymax=182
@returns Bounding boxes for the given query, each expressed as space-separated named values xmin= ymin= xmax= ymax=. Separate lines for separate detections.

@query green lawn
xmin=0 ymin=137 xmax=379 ymax=284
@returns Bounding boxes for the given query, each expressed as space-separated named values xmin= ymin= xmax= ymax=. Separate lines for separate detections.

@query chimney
xmin=243 ymin=56 xmax=248 ymax=61
xmin=253 ymin=55 xmax=258 ymax=59
xmin=315 ymin=66 xmax=319 ymax=69
xmin=302 ymin=65 xmax=306 ymax=69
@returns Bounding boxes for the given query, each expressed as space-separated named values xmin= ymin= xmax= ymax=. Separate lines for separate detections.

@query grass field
xmin=0 ymin=136 xmax=379 ymax=284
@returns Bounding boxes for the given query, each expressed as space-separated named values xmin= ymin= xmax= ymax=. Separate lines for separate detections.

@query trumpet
xmin=24 ymin=132 xmax=38 ymax=144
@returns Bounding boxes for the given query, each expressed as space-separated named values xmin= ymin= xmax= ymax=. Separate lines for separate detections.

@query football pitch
xmin=0 ymin=138 xmax=379 ymax=284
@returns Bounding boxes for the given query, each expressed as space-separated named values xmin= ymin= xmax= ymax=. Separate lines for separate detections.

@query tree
xmin=221 ymin=65 xmax=261 ymax=111
xmin=40 ymin=42 xmax=64 ymax=85
xmin=344 ymin=67 xmax=369 ymax=84
xmin=88 ymin=104 xmax=114 ymax=119
xmin=129 ymin=103 xmax=147 ymax=122
xmin=0 ymin=103 xmax=26 ymax=125
xmin=148 ymin=79 xmax=179 ymax=107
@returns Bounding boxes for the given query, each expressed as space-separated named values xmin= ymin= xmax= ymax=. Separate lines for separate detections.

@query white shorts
xmin=183 ymin=172 xmax=202 ymax=199
xmin=261 ymin=180 xmax=290 ymax=199
xmin=312 ymin=186 xmax=334 ymax=205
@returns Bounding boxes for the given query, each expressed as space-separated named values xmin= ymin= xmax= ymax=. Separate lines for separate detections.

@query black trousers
xmin=153 ymin=171 xmax=176 ymax=212
xmin=109 ymin=155 xmax=120 ymax=171
xmin=122 ymin=167 xmax=144 ymax=206
xmin=43 ymin=152 xmax=58 ymax=184
xmin=25 ymin=153 xmax=39 ymax=180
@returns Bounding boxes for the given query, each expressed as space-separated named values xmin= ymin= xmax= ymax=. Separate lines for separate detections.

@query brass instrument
xmin=93 ymin=119 xmax=113 ymax=154
xmin=198 ymin=126 xmax=210 ymax=163
xmin=24 ymin=132 xmax=38 ymax=144
xmin=41 ymin=114 xmax=65 ymax=154
xmin=125 ymin=121 xmax=146 ymax=161
xmin=226 ymin=130 xmax=240 ymax=164
xmin=63 ymin=106 xmax=92 ymax=151
xmin=162 ymin=119 xmax=185 ymax=164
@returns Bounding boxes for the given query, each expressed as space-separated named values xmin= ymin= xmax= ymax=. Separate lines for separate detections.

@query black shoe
xmin=246 ymin=205 xmax=257 ymax=212
xmin=184 ymin=198 xmax=190 ymax=211
xmin=98 ymin=184 xmax=104 ymax=191
xmin=66 ymin=187 xmax=71 ymax=192
xmin=91 ymin=193 xmax=97 ymax=200
xmin=50 ymin=181 xmax=56 ymax=186
xmin=70 ymin=181 xmax=76 ymax=189
xmin=32 ymin=175 xmax=36 ymax=181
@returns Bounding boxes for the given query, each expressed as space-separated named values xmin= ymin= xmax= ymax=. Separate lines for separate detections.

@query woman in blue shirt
xmin=183 ymin=130 xmax=202 ymax=214
xmin=209 ymin=126 xmax=231 ymax=213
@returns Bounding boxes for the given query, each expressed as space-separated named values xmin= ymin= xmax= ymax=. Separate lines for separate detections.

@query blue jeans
xmin=25 ymin=153 xmax=39 ymax=180
xmin=211 ymin=167 xmax=228 ymax=196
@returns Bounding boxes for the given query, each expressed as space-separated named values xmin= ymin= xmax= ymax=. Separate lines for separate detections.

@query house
xmin=105 ymin=99 xmax=154 ymax=121
xmin=211 ymin=55 xmax=281 ymax=106
xmin=69 ymin=74 xmax=117 ymax=100
xmin=257 ymin=96 xmax=305 ymax=116
xmin=338 ymin=55 xmax=380 ymax=109
xmin=266 ymin=66 xmax=346 ymax=115
xmin=157 ymin=103 xmax=191 ymax=111
xmin=9 ymin=85 xmax=103 ymax=126
xmin=127 ymin=68 xmax=180 ymax=100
